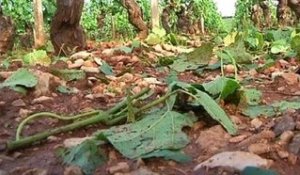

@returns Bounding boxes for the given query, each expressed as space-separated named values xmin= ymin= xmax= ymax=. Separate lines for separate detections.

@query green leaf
xmin=192 ymin=89 xmax=237 ymax=135
xmin=273 ymin=100 xmax=300 ymax=111
xmin=195 ymin=62 xmax=222 ymax=75
xmin=145 ymin=33 xmax=163 ymax=45
xmin=23 ymin=50 xmax=51 ymax=66
xmin=240 ymin=89 xmax=262 ymax=106
xmin=56 ymin=85 xmax=77 ymax=94
xmin=187 ymin=42 xmax=214 ymax=65
xmin=165 ymin=71 xmax=178 ymax=85
xmin=51 ymin=69 xmax=86 ymax=81
xmin=271 ymin=40 xmax=289 ymax=54
xmin=159 ymin=57 xmax=174 ymax=66
xmin=242 ymin=105 xmax=276 ymax=118
xmin=98 ymin=110 xmax=194 ymax=159
xmin=202 ymin=77 xmax=240 ymax=100
xmin=168 ymin=33 xmax=179 ymax=45
xmin=141 ymin=150 xmax=192 ymax=163
xmin=242 ymin=167 xmax=278 ymax=175
xmin=152 ymin=28 xmax=166 ymax=38
xmin=173 ymin=82 xmax=237 ymax=135
xmin=1 ymin=59 xmax=10 ymax=69
xmin=170 ymin=58 xmax=200 ymax=72
xmin=99 ymin=61 xmax=114 ymax=75
xmin=291 ymin=34 xmax=300 ymax=56
xmin=126 ymin=90 xmax=135 ymax=123
xmin=117 ymin=46 xmax=133 ymax=54
xmin=11 ymin=86 xmax=28 ymax=95
xmin=265 ymin=29 xmax=293 ymax=42
xmin=61 ymin=140 xmax=106 ymax=175
xmin=0 ymin=69 xmax=38 ymax=89
xmin=241 ymin=100 xmax=300 ymax=118
xmin=131 ymin=40 xmax=141 ymax=48
xmin=221 ymin=44 xmax=253 ymax=64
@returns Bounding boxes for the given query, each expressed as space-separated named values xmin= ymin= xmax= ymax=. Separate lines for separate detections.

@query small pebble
xmin=85 ymin=94 xmax=94 ymax=100
xmin=47 ymin=136 xmax=60 ymax=142
xmin=229 ymin=135 xmax=249 ymax=143
xmin=273 ymin=116 xmax=296 ymax=136
xmin=277 ymin=150 xmax=289 ymax=159
xmin=22 ymin=168 xmax=47 ymax=175
xmin=12 ymin=152 xmax=22 ymax=159
xmin=248 ymin=143 xmax=272 ymax=155
xmin=0 ymin=101 xmax=5 ymax=106
xmin=279 ymin=131 xmax=294 ymax=144
xmin=288 ymin=154 xmax=298 ymax=165
xmin=108 ymin=162 xmax=130 ymax=174
xmin=295 ymin=121 xmax=300 ymax=130
xmin=0 ymin=169 xmax=8 ymax=175
xmin=64 ymin=166 xmax=83 ymax=175
xmin=12 ymin=99 xmax=26 ymax=107
xmin=288 ymin=134 xmax=300 ymax=154
xmin=32 ymin=96 xmax=53 ymax=104
xmin=251 ymin=118 xmax=263 ymax=129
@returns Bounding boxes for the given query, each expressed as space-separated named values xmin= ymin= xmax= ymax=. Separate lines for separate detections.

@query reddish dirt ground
xmin=0 ymin=48 xmax=300 ymax=175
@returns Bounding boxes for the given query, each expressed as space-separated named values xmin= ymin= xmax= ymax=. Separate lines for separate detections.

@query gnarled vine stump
xmin=0 ymin=6 xmax=15 ymax=54
xmin=288 ymin=0 xmax=300 ymax=21
xmin=121 ymin=0 xmax=148 ymax=39
xmin=161 ymin=6 xmax=172 ymax=33
xmin=50 ymin=0 xmax=86 ymax=55
xmin=277 ymin=0 xmax=290 ymax=26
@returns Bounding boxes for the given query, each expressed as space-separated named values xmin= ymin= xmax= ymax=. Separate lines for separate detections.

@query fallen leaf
xmin=194 ymin=151 xmax=272 ymax=171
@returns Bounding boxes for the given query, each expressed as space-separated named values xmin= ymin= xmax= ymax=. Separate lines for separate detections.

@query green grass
xmin=223 ymin=17 xmax=234 ymax=32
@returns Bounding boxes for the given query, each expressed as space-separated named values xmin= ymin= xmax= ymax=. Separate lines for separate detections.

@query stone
xmin=0 ymin=170 xmax=8 ymax=175
xmin=194 ymin=151 xmax=272 ymax=171
xmin=288 ymin=154 xmax=298 ymax=165
xmin=0 ymin=101 xmax=5 ymax=106
xmin=64 ymin=166 xmax=83 ymax=175
xmin=248 ymin=143 xmax=272 ymax=155
xmin=229 ymin=134 xmax=249 ymax=143
xmin=68 ymin=59 xmax=84 ymax=69
xmin=80 ymin=66 xmax=99 ymax=73
xmin=102 ymin=48 xmax=115 ymax=57
xmin=288 ymin=133 xmax=300 ymax=154
xmin=22 ymin=168 xmax=47 ymax=175
xmin=19 ymin=108 xmax=32 ymax=119
xmin=273 ymin=116 xmax=296 ymax=136
xmin=47 ymin=136 xmax=60 ymax=142
xmin=70 ymin=51 xmax=91 ymax=60
xmin=32 ymin=96 xmax=53 ymax=104
xmin=31 ymin=70 xmax=53 ymax=97
xmin=108 ymin=162 xmax=130 ymax=174
xmin=277 ymin=150 xmax=289 ymax=159
xmin=251 ymin=118 xmax=263 ymax=129
xmin=281 ymin=72 xmax=299 ymax=85
xmin=196 ymin=125 xmax=231 ymax=154
xmin=11 ymin=99 xmax=26 ymax=107
xmin=279 ymin=131 xmax=294 ymax=144
xmin=130 ymin=167 xmax=160 ymax=175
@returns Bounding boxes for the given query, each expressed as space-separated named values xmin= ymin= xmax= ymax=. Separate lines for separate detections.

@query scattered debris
xmin=194 ymin=151 xmax=272 ymax=171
